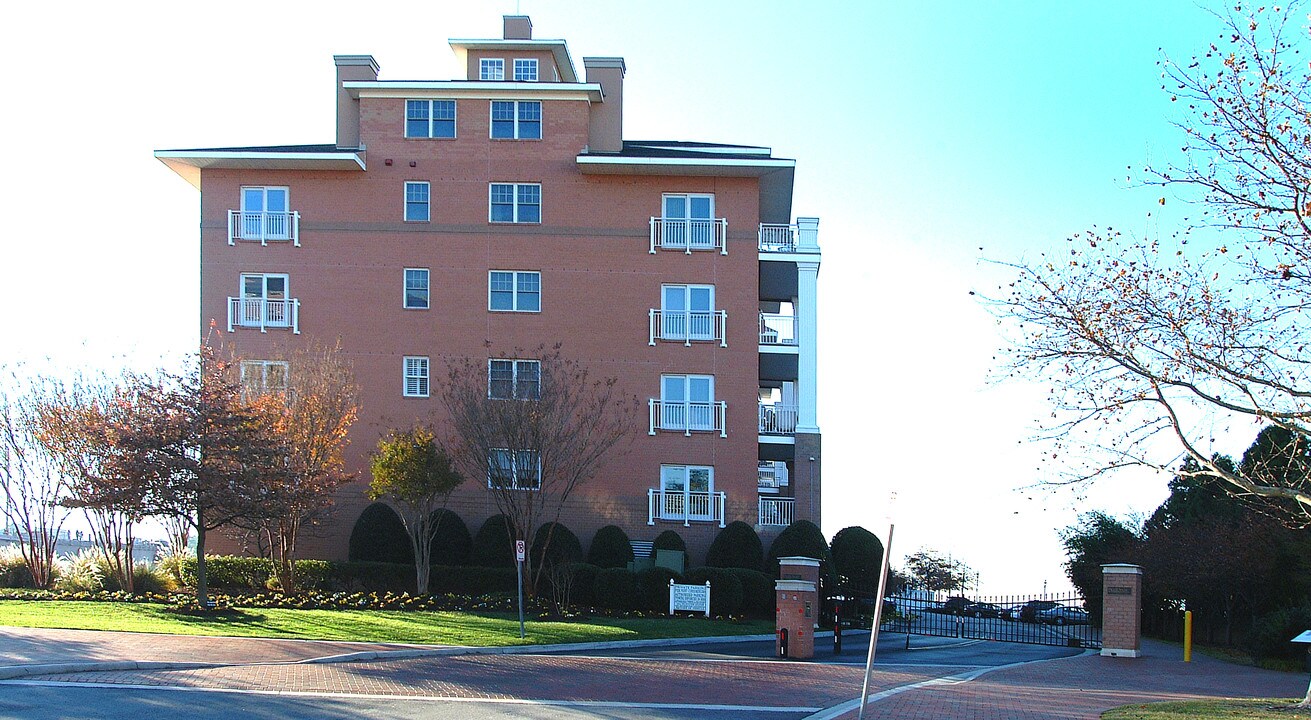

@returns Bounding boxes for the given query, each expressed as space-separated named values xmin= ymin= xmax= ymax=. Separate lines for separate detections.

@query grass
xmin=0 ymin=600 xmax=774 ymax=646
xmin=1103 ymin=699 xmax=1311 ymax=719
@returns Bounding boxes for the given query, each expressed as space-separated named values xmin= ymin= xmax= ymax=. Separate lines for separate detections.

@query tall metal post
xmin=515 ymin=539 xmax=526 ymax=639
xmin=858 ymin=523 xmax=894 ymax=720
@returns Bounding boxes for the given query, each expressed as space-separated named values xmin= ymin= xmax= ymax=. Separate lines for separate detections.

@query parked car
xmin=928 ymin=596 xmax=973 ymax=615
xmin=1037 ymin=606 xmax=1089 ymax=626
xmin=962 ymin=601 xmax=1003 ymax=618
xmin=1007 ymin=600 xmax=1061 ymax=623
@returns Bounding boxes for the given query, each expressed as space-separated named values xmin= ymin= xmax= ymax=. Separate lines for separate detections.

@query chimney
xmin=583 ymin=57 xmax=625 ymax=154
xmin=333 ymin=55 xmax=379 ymax=149
xmin=503 ymin=15 xmax=532 ymax=40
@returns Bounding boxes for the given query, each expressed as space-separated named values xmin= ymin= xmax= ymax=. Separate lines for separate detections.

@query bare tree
xmin=441 ymin=345 xmax=639 ymax=595
xmin=992 ymin=3 xmax=1311 ymax=528
xmin=904 ymin=548 xmax=974 ymax=595
xmin=0 ymin=377 xmax=70 ymax=589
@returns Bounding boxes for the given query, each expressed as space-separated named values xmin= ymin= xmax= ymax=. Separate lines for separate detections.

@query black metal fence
xmin=879 ymin=589 xmax=1102 ymax=649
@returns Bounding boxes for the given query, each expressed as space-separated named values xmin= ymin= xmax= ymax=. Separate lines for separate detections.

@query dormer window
xmin=480 ymin=58 xmax=505 ymax=81
xmin=514 ymin=59 xmax=538 ymax=82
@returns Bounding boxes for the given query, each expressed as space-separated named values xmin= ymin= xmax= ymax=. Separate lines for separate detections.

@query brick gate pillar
xmin=1100 ymin=563 xmax=1143 ymax=658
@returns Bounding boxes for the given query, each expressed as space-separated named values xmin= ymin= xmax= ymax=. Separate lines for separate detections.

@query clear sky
xmin=1 ymin=0 xmax=1248 ymax=594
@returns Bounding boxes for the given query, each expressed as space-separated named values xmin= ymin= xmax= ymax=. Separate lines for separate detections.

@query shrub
xmin=652 ymin=530 xmax=686 ymax=556
xmin=635 ymin=566 xmax=681 ymax=612
xmin=767 ymin=520 xmax=834 ymax=590
xmin=429 ymin=509 xmax=471 ymax=567
xmin=684 ymin=566 xmax=744 ymax=616
xmin=290 ymin=559 xmax=335 ymax=592
xmin=324 ymin=561 xmax=414 ymax=593
xmin=428 ymin=565 xmax=517 ymax=595
xmin=54 ymin=550 xmax=105 ymax=593
xmin=0 ymin=546 xmax=35 ymax=589
xmin=157 ymin=553 xmax=188 ymax=589
xmin=594 ymin=567 xmax=638 ymax=611
xmin=532 ymin=522 xmax=582 ymax=571
xmin=830 ymin=526 xmax=884 ymax=594
xmin=132 ymin=563 xmax=179 ymax=594
xmin=1250 ymin=605 xmax=1311 ymax=663
xmin=348 ymin=502 xmax=413 ymax=565
xmin=174 ymin=556 xmax=274 ymax=592
xmin=567 ymin=562 xmax=601 ymax=607
xmin=705 ymin=521 xmax=764 ymax=571
xmin=587 ymin=525 xmax=634 ymax=569
xmin=724 ymin=567 xmax=773 ymax=617
xmin=471 ymin=515 xmax=515 ymax=568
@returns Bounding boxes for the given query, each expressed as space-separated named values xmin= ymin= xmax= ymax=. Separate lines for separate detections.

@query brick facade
xmin=1100 ymin=563 xmax=1143 ymax=658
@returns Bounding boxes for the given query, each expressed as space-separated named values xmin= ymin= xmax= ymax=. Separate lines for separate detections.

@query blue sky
xmin=1 ymin=0 xmax=1252 ymax=593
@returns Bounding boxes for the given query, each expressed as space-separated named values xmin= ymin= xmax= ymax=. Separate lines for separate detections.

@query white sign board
xmin=1291 ymin=630 xmax=1311 ymax=644
xmin=668 ymin=580 xmax=711 ymax=617
xmin=515 ymin=541 xmax=526 ymax=562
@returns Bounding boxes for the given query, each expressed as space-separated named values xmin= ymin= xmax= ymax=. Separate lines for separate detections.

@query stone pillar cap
xmin=776 ymin=579 xmax=816 ymax=591
xmin=1101 ymin=563 xmax=1143 ymax=575
xmin=778 ymin=556 xmax=821 ymax=567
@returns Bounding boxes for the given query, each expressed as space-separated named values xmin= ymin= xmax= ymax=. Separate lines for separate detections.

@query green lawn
xmin=1103 ymin=699 xmax=1311 ymax=719
xmin=0 ymin=600 xmax=773 ymax=646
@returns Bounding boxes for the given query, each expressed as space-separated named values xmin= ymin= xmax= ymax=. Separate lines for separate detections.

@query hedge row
xmin=562 ymin=563 xmax=772 ymax=618
xmin=169 ymin=557 xmax=517 ymax=595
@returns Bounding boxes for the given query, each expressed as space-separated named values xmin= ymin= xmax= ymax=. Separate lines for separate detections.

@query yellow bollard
xmin=1183 ymin=610 xmax=1193 ymax=662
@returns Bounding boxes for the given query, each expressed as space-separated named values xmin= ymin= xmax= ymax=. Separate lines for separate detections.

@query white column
xmin=796 ymin=216 xmax=820 ymax=253
xmin=796 ymin=258 xmax=820 ymax=433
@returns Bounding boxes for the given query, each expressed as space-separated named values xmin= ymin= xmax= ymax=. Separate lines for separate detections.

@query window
xmin=405 ymin=182 xmax=430 ymax=222
xmin=660 ymin=374 xmax=716 ymax=431
xmin=660 ymin=284 xmax=716 ymax=341
xmin=657 ymin=465 xmax=715 ymax=521
xmin=405 ymin=99 xmax=456 ymax=138
xmin=489 ymin=183 xmax=541 ymax=223
xmin=488 ymin=270 xmax=541 ymax=312
xmin=489 ymin=359 xmax=540 ymax=399
xmin=490 ymin=101 xmax=541 ymax=139
xmin=513 ymin=58 xmax=538 ymax=81
xmin=403 ymin=356 xmax=429 ymax=397
xmin=240 ymin=360 xmax=289 ymax=398
xmin=489 ymin=449 xmax=541 ymax=490
xmin=480 ymin=58 xmax=504 ymax=80
xmin=235 ymin=273 xmax=292 ymax=329
xmin=660 ymin=193 xmax=717 ymax=249
xmin=239 ymin=186 xmax=291 ymax=241
xmin=404 ymin=268 xmax=429 ymax=309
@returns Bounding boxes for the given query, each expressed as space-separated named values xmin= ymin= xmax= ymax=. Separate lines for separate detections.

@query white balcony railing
xmin=759 ymin=497 xmax=795 ymax=526
xmin=649 ymin=217 xmax=728 ymax=255
xmin=227 ymin=297 xmax=300 ymax=334
xmin=758 ymin=403 xmax=798 ymax=435
xmin=758 ymin=223 xmax=797 ymax=253
xmin=649 ymin=309 xmax=728 ymax=347
xmin=649 ymin=399 xmax=727 ymax=437
xmin=648 ymin=489 xmax=727 ymax=527
xmin=758 ymin=461 xmax=788 ymax=492
xmin=758 ymin=313 xmax=798 ymax=346
xmin=228 ymin=210 xmax=301 ymax=246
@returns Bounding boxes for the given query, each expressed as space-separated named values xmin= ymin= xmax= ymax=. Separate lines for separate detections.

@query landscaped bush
xmin=652 ymin=530 xmax=686 ymax=556
xmin=767 ymin=520 xmax=834 ymax=592
xmin=594 ymin=567 xmax=638 ymax=611
xmin=635 ymin=566 xmax=681 ymax=612
xmin=54 ymin=550 xmax=105 ymax=593
xmin=0 ymin=546 xmax=36 ymax=589
xmin=289 ymin=560 xmax=335 ymax=592
xmin=830 ymin=526 xmax=884 ymax=594
xmin=174 ymin=555 xmax=275 ymax=591
xmin=724 ymin=567 xmax=773 ymax=617
xmin=705 ymin=521 xmax=764 ymax=571
xmin=428 ymin=565 xmax=517 ymax=595
xmin=348 ymin=502 xmax=413 ymax=565
xmin=587 ymin=525 xmax=634 ymax=569
xmin=1250 ymin=605 xmax=1311 ymax=664
xmin=532 ymin=522 xmax=582 ymax=571
xmin=429 ymin=509 xmax=471 ymax=567
xmin=323 ymin=561 xmax=414 ymax=593
xmin=684 ymin=566 xmax=744 ymax=616
xmin=566 ymin=562 xmax=601 ymax=607
xmin=471 ymin=515 xmax=515 ymax=568
xmin=130 ymin=563 xmax=179 ymax=594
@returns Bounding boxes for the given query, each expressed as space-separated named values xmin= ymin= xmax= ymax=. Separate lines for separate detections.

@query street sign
xmin=515 ymin=540 xmax=526 ymax=562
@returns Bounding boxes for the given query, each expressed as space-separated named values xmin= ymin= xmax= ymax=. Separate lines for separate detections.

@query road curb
xmin=0 ymin=660 xmax=221 ymax=681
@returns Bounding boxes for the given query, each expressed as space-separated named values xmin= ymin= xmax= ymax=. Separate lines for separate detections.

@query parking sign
xmin=516 ymin=540 xmax=526 ymax=562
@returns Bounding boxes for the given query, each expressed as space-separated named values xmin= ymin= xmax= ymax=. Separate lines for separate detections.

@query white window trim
xmin=240 ymin=360 xmax=289 ymax=398
xmin=404 ymin=99 xmax=457 ymax=139
xmin=480 ymin=58 xmax=505 ymax=81
xmin=404 ymin=181 xmax=430 ymax=223
xmin=488 ymin=358 xmax=541 ymax=400
xmin=488 ymin=448 xmax=541 ymax=490
xmin=488 ymin=182 xmax=541 ymax=224
xmin=487 ymin=270 xmax=542 ymax=313
xmin=403 ymin=356 xmax=430 ymax=398
xmin=404 ymin=268 xmax=430 ymax=310
xmin=488 ymin=100 xmax=542 ymax=140
xmin=662 ymin=192 xmax=716 ymax=218
xmin=513 ymin=58 xmax=538 ymax=82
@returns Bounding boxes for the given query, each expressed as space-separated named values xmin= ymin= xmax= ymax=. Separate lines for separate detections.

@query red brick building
xmin=156 ymin=16 xmax=822 ymax=564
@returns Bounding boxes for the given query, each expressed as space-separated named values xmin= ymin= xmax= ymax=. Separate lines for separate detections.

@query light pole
xmin=858 ymin=492 xmax=896 ymax=720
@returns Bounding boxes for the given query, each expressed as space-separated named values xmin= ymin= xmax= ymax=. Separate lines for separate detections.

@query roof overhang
xmin=153 ymin=150 xmax=366 ymax=189
xmin=448 ymin=39 xmax=577 ymax=82
xmin=344 ymin=81 xmax=602 ymax=102
xmin=575 ymin=155 xmax=796 ymax=177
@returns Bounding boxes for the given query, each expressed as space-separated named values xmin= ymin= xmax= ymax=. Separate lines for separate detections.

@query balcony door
xmin=241 ymin=187 xmax=289 ymax=240
xmin=661 ymin=284 xmax=715 ymax=341
xmin=239 ymin=273 xmax=289 ymax=327
xmin=661 ymin=374 xmax=714 ymax=431
xmin=662 ymin=194 xmax=714 ymax=249
xmin=661 ymin=465 xmax=714 ymax=521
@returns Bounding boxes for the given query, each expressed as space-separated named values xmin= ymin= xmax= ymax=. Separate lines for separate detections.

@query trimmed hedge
xmin=684 ymin=566 xmax=744 ymax=616
xmin=428 ymin=566 xmax=517 ymax=595
xmin=1250 ymin=605 xmax=1311 ymax=662
xmin=348 ymin=502 xmax=413 ymax=565
xmin=430 ymin=509 xmax=472 ymax=567
xmin=594 ymin=567 xmax=638 ymax=611
xmin=652 ymin=530 xmax=686 ymax=556
xmin=471 ymin=515 xmax=515 ymax=568
xmin=588 ymin=525 xmax=634 ymax=569
xmin=532 ymin=522 xmax=583 ymax=570
xmin=830 ymin=526 xmax=884 ymax=594
xmin=176 ymin=556 xmax=274 ymax=592
xmin=705 ymin=521 xmax=764 ymax=571
xmin=323 ymin=561 xmax=414 ymax=593
xmin=567 ymin=562 xmax=601 ymax=607
xmin=724 ymin=567 xmax=773 ymax=617
xmin=767 ymin=520 xmax=833 ymax=592
xmin=635 ymin=566 xmax=682 ymax=612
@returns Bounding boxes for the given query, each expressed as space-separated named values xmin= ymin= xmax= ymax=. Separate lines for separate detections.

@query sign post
xmin=515 ymin=540 xmax=526 ymax=639
xmin=858 ymin=523 xmax=894 ymax=720
xmin=1291 ymin=630 xmax=1311 ymax=706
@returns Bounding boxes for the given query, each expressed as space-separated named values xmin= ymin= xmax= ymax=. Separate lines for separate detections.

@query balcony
xmin=758 ymin=223 xmax=796 ymax=253
xmin=758 ymin=403 xmax=797 ymax=435
xmin=649 ymin=217 xmax=728 ymax=255
xmin=649 ymin=400 xmax=727 ymax=437
xmin=758 ymin=497 xmax=795 ymax=526
xmin=648 ymin=489 xmax=727 ymax=527
xmin=227 ymin=297 xmax=300 ymax=334
xmin=228 ymin=210 xmax=300 ymax=246
xmin=758 ymin=313 xmax=797 ymax=346
xmin=649 ymin=309 xmax=728 ymax=347
xmin=758 ymin=461 xmax=788 ymax=493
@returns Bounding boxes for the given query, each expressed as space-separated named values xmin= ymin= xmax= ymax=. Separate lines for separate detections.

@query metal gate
xmin=880 ymin=588 xmax=1101 ymax=649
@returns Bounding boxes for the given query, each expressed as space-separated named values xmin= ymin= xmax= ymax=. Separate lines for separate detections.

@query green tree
xmin=904 ymin=548 xmax=974 ymax=594
xmin=368 ymin=425 xmax=463 ymax=594
xmin=830 ymin=526 xmax=885 ymax=595
xmin=705 ymin=521 xmax=763 ymax=571
xmin=1059 ymin=511 xmax=1140 ymax=622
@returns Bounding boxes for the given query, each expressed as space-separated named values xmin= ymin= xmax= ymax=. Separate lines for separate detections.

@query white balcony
xmin=648 ymin=489 xmax=727 ymax=527
xmin=649 ymin=217 xmax=728 ymax=254
xmin=758 ymin=223 xmax=797 ymax=253
xmin=759 ymin=313 xmax=798 ymax=346
xmin=759 ymin=497 xmax=795 ymax=526
xmin=758 ymin=461 xmax=789 ymax=493
xmin=227 ymin=297 xmax=300 ymax=334
xmin=758 ymin=403 xmax=798 ymax=435
xmin=649 ymin=399 xmax=727 ymax=437
xmin=649 ymin=309 xmax=728 ymax=347
xmin=228 ymin=210 xmax=300 ymax=246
